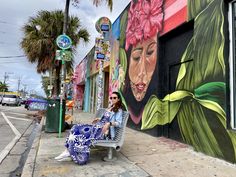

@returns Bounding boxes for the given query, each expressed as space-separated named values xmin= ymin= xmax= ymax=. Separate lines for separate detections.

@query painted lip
xmin=135 ymin=82 xmax=146 ymax=92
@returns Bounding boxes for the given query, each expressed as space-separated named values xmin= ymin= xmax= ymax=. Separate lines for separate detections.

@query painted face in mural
xmin=124 ymin=0 xmax=164 ymax=103
xmin=129 ymin=36 xmax=157 ymax=101
xmin=121 ymin=0 xmax=164 ymax=124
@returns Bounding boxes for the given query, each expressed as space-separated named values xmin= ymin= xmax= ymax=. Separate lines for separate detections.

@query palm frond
xmin=92 ymin=0 xmax=113 ymax=11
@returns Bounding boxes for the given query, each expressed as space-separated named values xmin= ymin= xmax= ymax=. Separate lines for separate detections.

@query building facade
xmin=74 ymin=0 xmax=236 ymax=163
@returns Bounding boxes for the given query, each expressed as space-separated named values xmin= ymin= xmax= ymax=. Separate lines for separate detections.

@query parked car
xmin=20 ymin=97 xmax=27 ymax=104
xmin=2 ymin=95 xmax=21 ymax=106
xmin=0 ymin=94 xmax=3 ymax=104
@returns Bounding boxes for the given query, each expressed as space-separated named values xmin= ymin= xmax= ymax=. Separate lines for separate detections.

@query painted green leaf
xmin=119 ymin=48 xmax=127 ymax=91
xmin=194 ymin=82 xmax=226 ymax=110
xmin=119 ymin=48 xmax=127 ymax=77
xmin=188 ymin=0 xmax=214 ymax=20
xmin=119 ymin=90 xmax=128 ymax=111
xmin=228 ymin=130 xmax=236 ymax=160
xmin=141 ymin=91 xmax=193 ymax=130
xmin=119 ymin=10 xmax=128 ymax=48
xmin=177 ymin=0 xmax=225 ymax=91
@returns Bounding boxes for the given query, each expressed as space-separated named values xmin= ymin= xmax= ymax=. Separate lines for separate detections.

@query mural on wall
xmin=73 ymin=59 xmax=87 ymax=109
xmin=118 ymin=0 xmax=188 ymax=124
xmin=109 ymin=0 xmax=236 ymax=162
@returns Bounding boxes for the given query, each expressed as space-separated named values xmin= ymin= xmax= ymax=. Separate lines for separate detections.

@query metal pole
xmin=3 ymin=72 xmax=7 ymax=84
xmin=49 ymin=68 xmax=53 ymax=97
xmin=96 ymin=60 xmax=104 ymax=110
xmin=17 ymin=77 xmax=21 ymax=92
xmin=59 ymin=0 xmax=70 ymax=138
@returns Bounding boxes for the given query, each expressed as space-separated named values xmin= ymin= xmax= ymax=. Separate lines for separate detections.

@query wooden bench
xmin=94 ymin=108 xmax=129 ymax=161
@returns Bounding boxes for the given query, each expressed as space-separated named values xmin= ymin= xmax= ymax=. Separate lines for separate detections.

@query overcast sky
xmin=0 ymin=0 xmax=130 ymax=96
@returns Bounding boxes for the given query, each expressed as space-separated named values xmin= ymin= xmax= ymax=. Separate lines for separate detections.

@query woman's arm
xmin=102 ymin=109 xmax=123 ymax=134
xmin=110 ymin=109 xmax=123 ymax=127
xmin=92 ymin=117 xmax=100 ymax=124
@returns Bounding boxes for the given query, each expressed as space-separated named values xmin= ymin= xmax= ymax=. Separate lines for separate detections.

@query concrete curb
xmin=21 ymin=116 xmax=45 ymax=177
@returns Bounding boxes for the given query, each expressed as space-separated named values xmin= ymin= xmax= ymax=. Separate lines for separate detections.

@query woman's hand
xmin=102 ymin=122 xmax=110 ymax=134
xmin=92 ymin=118 xmax=100 ymax=124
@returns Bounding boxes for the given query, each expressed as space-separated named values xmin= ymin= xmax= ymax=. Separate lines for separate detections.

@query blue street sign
xmin=56 ymin=34 xmax=72 ymax=50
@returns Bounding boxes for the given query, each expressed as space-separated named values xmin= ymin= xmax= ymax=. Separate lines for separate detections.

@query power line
xmin=0 ymin=58 xmax=25 ymax=62
xmin=0 ymin=55 xmax=25 ymax=58
xmin=0 ymin=31 xmax=18 ymax=35
xmin=0 ymin=20 xmax=19 ymax=26
xmin=0 ymin=41 xmax=19 ymax=45
xmin=0 ymin=61 xmax=28 ymax=65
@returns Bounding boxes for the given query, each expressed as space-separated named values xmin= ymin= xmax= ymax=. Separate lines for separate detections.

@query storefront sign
xmin=94 ymin=37 xmax=110 ymax=61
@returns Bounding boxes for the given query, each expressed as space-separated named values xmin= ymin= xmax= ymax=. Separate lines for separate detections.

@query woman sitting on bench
xmin=55 ymin=91 xmax=124 ymax=165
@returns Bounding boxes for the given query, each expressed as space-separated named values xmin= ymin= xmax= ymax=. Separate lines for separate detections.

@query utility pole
xmin=17 ymin=77 xmax=21 ymax=92
xmin=3 ymin=72 xmax=13 ymax=92
xmin=23 ymin=84 xmax=27 ymax=98
xmin=3 ymin=72 xmax=8 ymax=84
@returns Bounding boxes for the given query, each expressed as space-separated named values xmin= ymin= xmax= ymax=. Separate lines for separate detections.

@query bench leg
xmin=103 ymin=147 xmax=117 ymax=161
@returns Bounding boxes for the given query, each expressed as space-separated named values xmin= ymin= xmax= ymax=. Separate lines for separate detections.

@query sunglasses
xmin=110 ymin=96 xmax=118 ymax=100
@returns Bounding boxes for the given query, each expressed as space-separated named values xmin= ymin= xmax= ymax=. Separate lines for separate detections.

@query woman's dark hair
xmin=111 ymin=91 xmax=124 ymax=112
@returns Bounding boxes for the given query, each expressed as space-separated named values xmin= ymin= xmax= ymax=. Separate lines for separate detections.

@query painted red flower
xmin=125 ymin=0 xmax=164 ymax=50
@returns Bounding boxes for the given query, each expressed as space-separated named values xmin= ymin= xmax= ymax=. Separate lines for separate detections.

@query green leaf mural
xmin=188 ymin=0 xmax=214 ymax=20
xmin=140 ymin=0 xmax=236 ymax=162
xmin=194 ymin=82 xmax=226 ymax=110
xmin=113 ymin=0 xmax=236 ymax=163
xmin=176 ymin=0 xmax=235 ymax=162
xmin=119 ymin=10 xmax=128 ymax=48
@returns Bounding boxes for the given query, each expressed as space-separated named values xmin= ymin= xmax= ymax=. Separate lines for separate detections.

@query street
xmin=0 ymin=105 xmax=38 ymax=177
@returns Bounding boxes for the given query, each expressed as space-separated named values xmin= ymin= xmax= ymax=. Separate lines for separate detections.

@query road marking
xmin=0 ymin=106 xmax=23 ymax=112
xmin=0 ymin=112 xmax=21 ymax=164
xmin=4 ymin=111 xmax=28 ymax=116
xmin=5 ymin=112 xmax=28 ymax=116
xmin=7 ymin=116 xmax=32 ymax=122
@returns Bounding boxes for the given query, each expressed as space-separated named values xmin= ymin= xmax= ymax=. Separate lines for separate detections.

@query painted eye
xmin=146 ymin=50 xmax=154 ymax=56
xmin=146 ymin=42 xmax=156 ymax=56
xmin=132 ymin=56 xmax=140 ymax=61
xmin=131 ymin=49 xmax=142 ymax=61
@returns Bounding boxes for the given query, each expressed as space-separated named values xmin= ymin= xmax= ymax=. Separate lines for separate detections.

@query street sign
xmin=56 ymin=34 xmax=72 ymax=50
xmin=95 ymin=17 xmax=111 ymax=34
xmin=55 ymin=50 xmax=72 ymax=61
xmin=47 ymin=85 xmax=53 ymax=90
xmin=62 ymin=50 xmax=72 ymax=61
xmin=55 ymin=50 xmax=62 ymax=60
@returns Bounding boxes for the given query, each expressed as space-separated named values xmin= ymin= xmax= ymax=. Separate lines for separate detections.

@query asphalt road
xmin=0 ymin=105 xmax=38 ymax=177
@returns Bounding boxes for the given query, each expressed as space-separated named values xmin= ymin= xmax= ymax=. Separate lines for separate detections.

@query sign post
xmin=95 ymin=17 xmax=111 ymax=110
xmin=56 ymin=34 xmax=72 ymax=138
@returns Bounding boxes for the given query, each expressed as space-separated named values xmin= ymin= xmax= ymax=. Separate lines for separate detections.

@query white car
xmin=2 ymin=95 xmax=21 ymax=106
xmin=0 ymin=94 xmax=3 ymax=104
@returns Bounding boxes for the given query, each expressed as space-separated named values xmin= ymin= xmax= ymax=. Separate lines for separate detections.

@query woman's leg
xmin=65 ymin=124 xmax=94 ymax=165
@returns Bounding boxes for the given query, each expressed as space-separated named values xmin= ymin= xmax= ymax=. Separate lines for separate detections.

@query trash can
xmin=45 ymin=99 xmax=65 ymax=133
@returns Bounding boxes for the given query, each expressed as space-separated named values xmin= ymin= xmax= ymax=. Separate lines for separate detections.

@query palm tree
xmin=21 ymin=10 xmax=89 ymax=96
xmin=72 ymin=0 xmax=113 ymax=11
xmin=0 ymin=81 xmax=8 ymax=92
xmin=41 ymin=76 xmax=50 ymax=97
